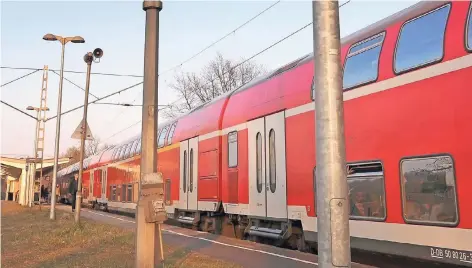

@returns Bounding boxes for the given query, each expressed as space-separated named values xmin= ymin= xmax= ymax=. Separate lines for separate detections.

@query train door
xmin=180 ymin=140 xmax=189 ymax=210
xmin=248 ymin=111 xmax=287 ymax=219
xmin=179 ymin=137 xmax=199 ymax=211
xmin=188 ymin=137 xmax=199 ymax=211
xmin=89 ymin=171 xmax=94 ymax=200
xmin=101 ymin=168 xmax=107 ymax=200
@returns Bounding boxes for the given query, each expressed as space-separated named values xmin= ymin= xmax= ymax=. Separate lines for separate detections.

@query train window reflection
xmin=121 ymin=184 xmax=126 ymax=202
xmin=347 ymin=161 xmax=386 ymax=220
xmin=165 ymin=179 xmax=171 ymax=205
xmin=127 ymin=184 xmax=133 ymax=202
xmin=166 ymin=123 xmax=176 ymax=145
xmin=394 ymin=4 xmax=450 ymax=73
xmin=269 ymin=129 xmax=276 ymax=193
xmin=343 ymin=33 xmax=384 ymax=89
xmin=183 ymin=150 xmax=187 ymax=193
xmin=467 ymin=3 xmax=472 ymax=51
xmin=228 ymin=131 xmax=238 ymax=168
xmin=158 ymin=126 xmax=169 ymax=148
xmin=190 ymin=149 xmax=194 ymax=193
xmin=401 ymin=155 xmax=458 ymax=225
xmin=256 ymin=132 xmax=263 ymax=193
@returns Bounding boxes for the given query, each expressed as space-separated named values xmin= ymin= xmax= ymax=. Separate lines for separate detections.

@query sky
xmin=0 ymin=0 xmax=418 ymax=159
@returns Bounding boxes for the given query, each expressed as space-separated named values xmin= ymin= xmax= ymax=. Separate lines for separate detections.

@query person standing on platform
xmin=68 ymin=173 xmax=78 ymax=212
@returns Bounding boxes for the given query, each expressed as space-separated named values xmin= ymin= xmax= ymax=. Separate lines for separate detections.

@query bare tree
xmin=60 ymin=146 xmax=81 ymax=167
xmin=163 ymin=52 xmax=265 ymax=119
xmin=85 ymin=137 xmax=114 ymax=157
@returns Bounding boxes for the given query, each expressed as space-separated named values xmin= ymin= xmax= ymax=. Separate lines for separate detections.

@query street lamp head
xmin=70 ymin=36 xmax=85 ymax=43
xmin=26 ymin=106 xmax=35 ymax=111
xmin=43 ymin=33 xmax=57 ymax=41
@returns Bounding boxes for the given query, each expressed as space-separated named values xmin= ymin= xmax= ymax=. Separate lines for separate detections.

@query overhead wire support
xmin=100 ymin=0 xmax=352 ymax=140
xmin=158 ymin=0 xmax=281 ymax=77
xmin=50 ymin=70 xmax=100 ymax=99
xmin=45 ymin=81 xmax=143 ymax=122
xmin=1 ymin=66 xmax=143 ymax=78
xmin=0 ymin=100 xmax=37 ymax=120
xmin=1 ymin=69 xmax=41 ymax=88
xmin=162 ymin=0 xmax=351 ymax=108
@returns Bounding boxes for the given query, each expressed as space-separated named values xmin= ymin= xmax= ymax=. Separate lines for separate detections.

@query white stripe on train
xmin=102 ymin=200 xmax=472 ymax=252
xmin=199 ymin=53 xmax=472 ymax=141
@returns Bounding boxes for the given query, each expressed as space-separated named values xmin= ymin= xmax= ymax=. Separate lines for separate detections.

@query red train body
xmin=57 ymin=1 xmax=472 ymax=266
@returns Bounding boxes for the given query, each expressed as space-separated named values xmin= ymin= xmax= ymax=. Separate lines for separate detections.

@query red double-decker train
xmin=57 ymin=1 xmax=472 ymax=266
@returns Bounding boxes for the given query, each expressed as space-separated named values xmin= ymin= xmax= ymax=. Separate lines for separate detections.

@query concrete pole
xmin=50 ymin=41 xmax=66 ymax=220
xmin=136 ymin=1 xmax=163 ymax=267
xmin=312 ymin=1 xmax=351 ymax=267
xmin=75 ymin=54 xmax=92 ymax=224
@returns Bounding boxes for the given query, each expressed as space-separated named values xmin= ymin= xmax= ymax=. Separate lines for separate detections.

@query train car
xmin=56 ymin=1 xmax=472 ymax=266
xmin=218 ymin=1 xmax=472 ymax=266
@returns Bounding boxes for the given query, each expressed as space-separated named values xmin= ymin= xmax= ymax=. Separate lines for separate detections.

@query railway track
xmin=76 ymin=203 xmax=463 ymax=268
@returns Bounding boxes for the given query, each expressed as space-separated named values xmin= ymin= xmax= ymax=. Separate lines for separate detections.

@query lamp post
xmin=26 ymin=106 xmax=49 ymax=209
xmin=75 ymin=48 xmax=103 ymax=224
xmin=43 ymin=33 xmax=85 ymax=220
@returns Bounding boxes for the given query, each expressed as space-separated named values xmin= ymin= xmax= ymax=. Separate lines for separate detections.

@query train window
xmin=269 ymin=129 xmax=276 ymax=193
xmin=400 ymin=155 xmax=458 ymax=226
xmin=311 ymin=76 xmax=315 ymax=101
xmin=183 ymin=150 xmax=187 ymax=193
xmin=89 ymin=172 xmax=94 ymax=196
xmin=467 ymin=3 xmax=472 ymax=51
xmin=111 ymin=185 xmax=116 ymax=201
xmin=111 ymin=148 xmax=118 ymax=160
xmin=166 ymin=123 xmax=176 ymax=145
xmin=189 ymin=149 xmax=194 ymax=193
xmin=256 ymin=132 xmax=263 ymax=193
xmin=127 ymin=184 xmax=133 ymax=202
xmin=343 ymin=33 xmax=384 ymax=90
xmin=228 ymin=131 xmax=238 ymax=168
xmin=165 ymin=179 xmax=171 ymax=205
xmin=115 ymin=146 xmax=122 ymax=160
xmin=119 ymin=145 xmax=127 ymax=160
xmin=114 ymin=147 xmax=122 ymax=161
xmin=347 ymin=162 xmax=386 ymax=220
xmin=121 ymin=184 xmax=126 ymax=202
xmin=158 ymin=126 xmax=169 ymax=148
xmin=130 ymin=139 xmax=138 ymax=156
xmin=124 ymin=143 xmax=133 ymax=158
xmin=135 ymin=138 xmax=142 ymax=155
xmin=394 ymin=4 xmax=451 ymax=74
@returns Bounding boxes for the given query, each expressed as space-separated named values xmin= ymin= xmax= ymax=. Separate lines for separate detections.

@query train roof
xmin=56 ymin=0 xmax=442 ymax=177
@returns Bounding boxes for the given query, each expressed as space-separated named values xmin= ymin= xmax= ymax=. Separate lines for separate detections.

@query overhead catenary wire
xmin=1 ymin=100 xmax=37 ymax=120
xmin=45 ymin=81 xmax=144 ymax=122
xmin=1 ymin=66 xmax=143 ymax=78
xmin=0 ymin=69 xmax=40 ymax=87
xmin=158 ymin=0 xmax=281 ymax=77
xmin=100 ymin=0 xmax=352 ymax=144
xmin=50 ymin=70 xmax=100 ymax=100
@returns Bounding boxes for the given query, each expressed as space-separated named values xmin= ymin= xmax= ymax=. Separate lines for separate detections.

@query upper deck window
xmin=124 ymin=142 xmax=133 ymax=158
xmin=400 ymin=155 xmax=458 ymax=226
xmin=166 ymin=123 xmax=176 ymax=145
xmin=158 ymin=126 xmax=169 ymax=148
xmin=394 ymin=4 xmax=451 ymax=73
xmin=343 ymin=33 xmax=384 ymax=90
xmin=135 ymin=138 xmax=142 ymax=155
xmin=132 ymin=139 xmax=140 ymax=156
xmin=467 ymin=3 xmax=472 ymax=51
